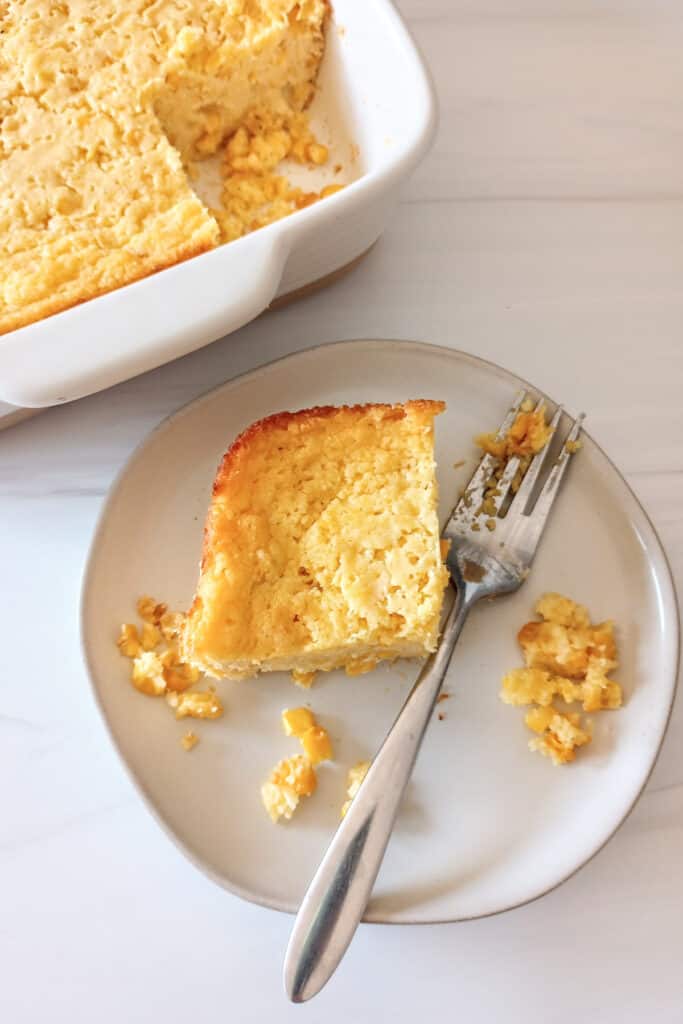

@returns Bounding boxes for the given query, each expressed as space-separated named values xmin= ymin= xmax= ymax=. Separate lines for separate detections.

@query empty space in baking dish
xmin=192 ymin=18 xmax=363 ymax=212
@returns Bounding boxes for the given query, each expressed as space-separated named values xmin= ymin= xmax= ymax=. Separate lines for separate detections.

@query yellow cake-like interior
xmin=182 ymin=401 xmax=450 ymax=679
xmin=0 ymin=0 xmax=328 ymax=333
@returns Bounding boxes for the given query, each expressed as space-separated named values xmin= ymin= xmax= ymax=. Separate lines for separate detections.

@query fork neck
xmin=439 ymin=580 xmax=478 ymax=651
xmin=448 ymin=565 xmax=492 ymax=612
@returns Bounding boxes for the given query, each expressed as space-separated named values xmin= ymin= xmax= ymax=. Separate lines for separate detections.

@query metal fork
xmin=284 ymin=393 xmax=584 ymax=1003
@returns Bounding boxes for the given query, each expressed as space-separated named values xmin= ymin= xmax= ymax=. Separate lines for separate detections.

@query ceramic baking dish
xmin=0 ymin=0 xmax=436 ymax=409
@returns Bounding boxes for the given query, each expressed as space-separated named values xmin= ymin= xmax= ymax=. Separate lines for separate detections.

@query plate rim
xmin=80 ymin=337 xmax=681 ymax=925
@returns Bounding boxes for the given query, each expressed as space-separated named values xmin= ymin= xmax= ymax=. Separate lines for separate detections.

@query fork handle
xmin=283 ymin=588 xmax=472 ymax=1003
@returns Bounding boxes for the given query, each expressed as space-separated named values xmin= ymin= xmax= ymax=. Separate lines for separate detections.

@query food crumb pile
xmin=501 ymin=593 xmax=623 ymax=765
xmin=117 ymin=597 xmax=224 ymax=747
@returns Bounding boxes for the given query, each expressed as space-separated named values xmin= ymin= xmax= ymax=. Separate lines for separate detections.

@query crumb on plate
xmin=291 ymin=669 xmax=317 ymax=689
xmin=261 ymin=754 xmax=317 ymax=824
xmin=281 ymin=706 xmax=333 ymax=764
xmin=500 ymin=592 xmax=622 ymax=764
xmin=300 ymin=725 xmax=333 ymax=765
xmin=341 ymin=761 xmax=371 ymax=818
xmin=525 ymin=706 xmax=592 ymax=765
xmin=166 ymin=690 xmax=224 ymax=720
xmin=131 ymin=650 xmax=166 ymax=696
xmin=116 ymin=595 xmax=225 ymax=728
xmin=181 ymin=731 xmax=199 ymax=752
xmin=281 ymin=706 xmax=316 ymax=737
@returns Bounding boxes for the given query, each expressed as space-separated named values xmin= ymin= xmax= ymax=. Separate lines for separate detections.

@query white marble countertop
xmin=3 ymin=2 xmax=683 ymax=1020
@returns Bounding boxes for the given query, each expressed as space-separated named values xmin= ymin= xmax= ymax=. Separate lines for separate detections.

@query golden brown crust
xmin=212 ymin=400 xmax=446 ymax=496
xmin=0 ymin=235 xmax=216 ymax=336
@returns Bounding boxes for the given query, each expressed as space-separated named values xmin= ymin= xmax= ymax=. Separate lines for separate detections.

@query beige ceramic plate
xmin=81 ymin=340 xmax=679 ymax=923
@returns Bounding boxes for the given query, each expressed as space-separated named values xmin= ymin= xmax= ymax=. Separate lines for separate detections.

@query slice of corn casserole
xmin=182 ymin=401 xmax=449 ymax=679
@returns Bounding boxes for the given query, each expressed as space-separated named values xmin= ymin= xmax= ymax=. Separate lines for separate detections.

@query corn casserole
xmin=0 ymin=0 xmax=332 ymax=333
xmin=182 ymin=401 xmax=450 ymax=680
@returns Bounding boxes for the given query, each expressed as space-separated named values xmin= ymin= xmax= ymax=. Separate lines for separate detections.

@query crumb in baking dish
xmin=215 ymin=108 xmax=345 ymax=243
xmin=181 ymin=401 xmax=449 ymax=681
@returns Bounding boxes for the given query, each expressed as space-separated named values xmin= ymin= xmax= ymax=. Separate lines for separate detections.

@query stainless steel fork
xmin=284 ymin=393 xmax=584 ymax=1003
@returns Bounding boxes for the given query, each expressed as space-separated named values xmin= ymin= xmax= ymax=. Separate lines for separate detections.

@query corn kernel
xmin=227 ymin=126 xmax=249 ymax=160
xmin=320 ymin=183 xmax=345 ymax=198
xmin=161 ymin=649 xmax=200 ymax=692
xmin=137 ymin=596 xmax=167 ymax=624
xmin=180 ymin=731 xmax=199 ymax=752
xmin=140 ymin=622 xmax=162 ymax=651
xmin=164 ymin=666 xmax=194 ymax=693
xmin=281 ymin=706 xmax=316 ymax=737
xmin=293 ymin=190 xmax=318 ymax=210
xmin=291 ymin=669 xmax=316 ymax=689
xmin=159 ymin=611 xmax=184 ymax=641
xmin=131 ymin=650 xmax=166 ymax=696
xmin=300 ymin=725 xmax=333 ymax=764
xmin=172 ymin=690 xmax=224 ymax=720
xmin=160 ymin=647 xmax=178 ymax=669
xmin=306 ymin=142 xmax=328 ymax=165
xmin=117 ymin=623 xmax=141 ymax=658
xmin=525 ymin=705 xmax=555 ymax=734
xmin=526 ymin=705 xmax=591 ymax=765
xmin=290 ymin=137 xmax=308 ymax=162
xmin=345 ymin=657 xmax=378 ymax=677
xmin=341 ymin=761 xmax=370 ymax=818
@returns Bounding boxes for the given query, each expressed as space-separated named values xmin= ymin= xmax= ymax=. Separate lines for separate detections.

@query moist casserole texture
xmin=182 ymin=401 xmax=450 ymax=679
xmin=0 ymin=0 xmax=328 ymax=333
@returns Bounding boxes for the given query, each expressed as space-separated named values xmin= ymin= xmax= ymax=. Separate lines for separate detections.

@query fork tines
xmin=450 ymin=391 xmax=584 ymax=546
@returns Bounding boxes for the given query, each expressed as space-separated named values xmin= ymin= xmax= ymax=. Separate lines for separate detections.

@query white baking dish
xmin=0 ymin=0 xmax=436 ymax=409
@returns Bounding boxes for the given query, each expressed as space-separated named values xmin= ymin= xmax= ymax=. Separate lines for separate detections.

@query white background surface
xmin=2 ymin=1 xmax=683 ymax=1020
